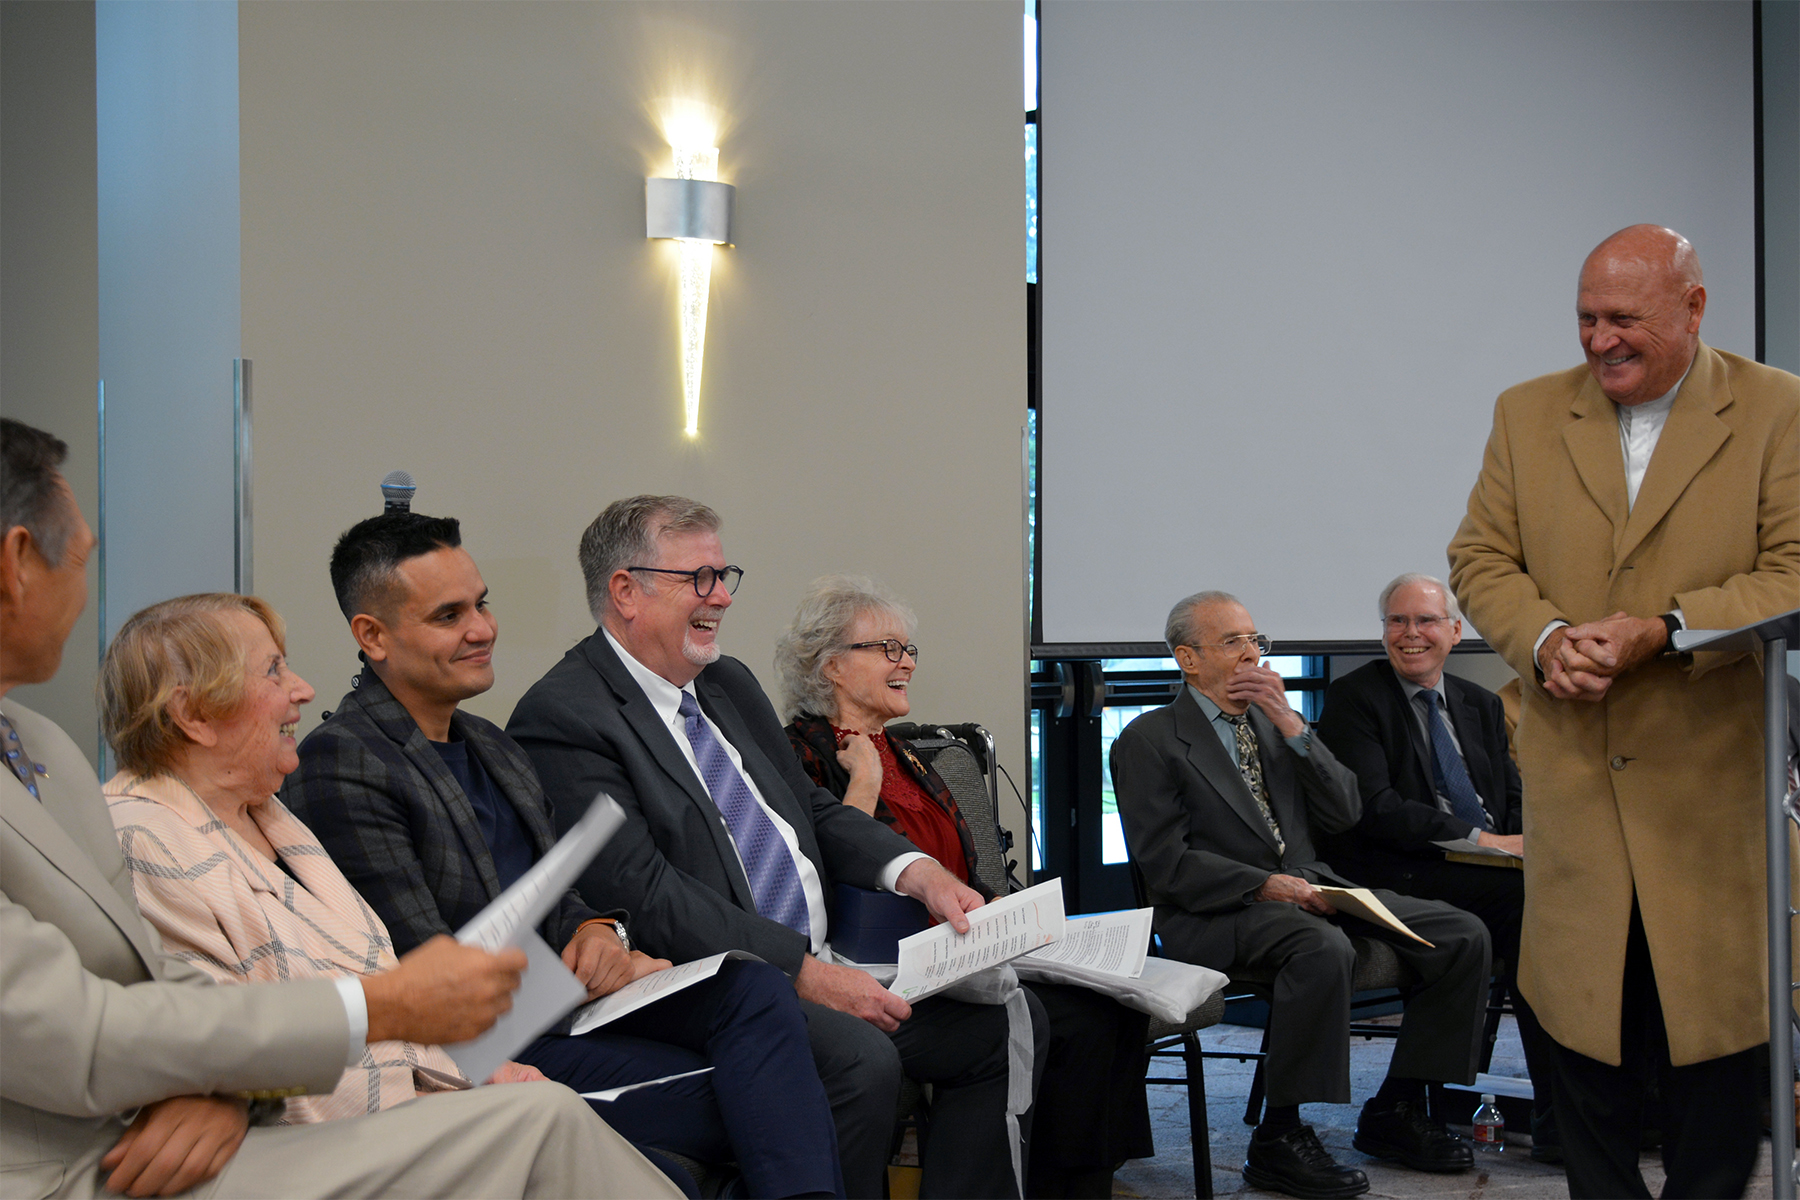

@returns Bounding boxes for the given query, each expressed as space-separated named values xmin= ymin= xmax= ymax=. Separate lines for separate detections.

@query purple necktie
xmin=677 ymin=692 xmax=810 ymax=936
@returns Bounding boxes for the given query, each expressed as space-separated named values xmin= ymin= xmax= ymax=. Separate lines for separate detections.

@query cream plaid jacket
xmin=104 ymin=772 xmax=466 ymax=1123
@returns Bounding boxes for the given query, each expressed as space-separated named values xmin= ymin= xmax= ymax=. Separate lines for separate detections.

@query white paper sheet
xmin=441 ymin=929 xmax=588 ymax=1084
xmin=1431 ymin=837 xmax=1521 ymax=860
xmin=889 ymin=879 xmax=1065 ymax=1003
xmin=456 ymin=794 xmax=625 ymax=952
xmin=567 ymin=951 xmax=761 ymax=1037
xmin=1021 ymin=908 xmax=1153 ymax=978
xmin=581 ymin=1067 xmax=714 ymax=1104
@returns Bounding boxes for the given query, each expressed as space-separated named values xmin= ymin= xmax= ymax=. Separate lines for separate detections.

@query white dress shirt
xmin=603 ymin=629 xmax=924 ymax=956
xmin=1534 ymin=364 xmax=1691 ymax=661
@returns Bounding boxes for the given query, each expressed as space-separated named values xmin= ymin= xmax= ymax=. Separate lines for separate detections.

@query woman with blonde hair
xmin=99 ymin=593 xmax=541 ymax=1125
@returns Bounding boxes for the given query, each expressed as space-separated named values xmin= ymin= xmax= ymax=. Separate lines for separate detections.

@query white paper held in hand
xmin=442 ymin=928 xmax=588 ymax=1084
xmin=456 ymin=794 xmax=626 ymax=952
xmin=888 ymin=878 xmax=1066 ymax=1003
xmin=568 ymin=951 xmax=762 ymax=1037
xmin=442 ymin=793 xmax=626 ymax=1083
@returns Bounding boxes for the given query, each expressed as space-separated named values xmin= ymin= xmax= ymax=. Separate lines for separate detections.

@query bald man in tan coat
xmin=1450 ymin=225 xmax=1800 ymax=1197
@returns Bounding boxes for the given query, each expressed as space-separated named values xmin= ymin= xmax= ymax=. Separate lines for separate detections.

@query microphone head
xmin=380 ymin=470 xmax=416 ymax=514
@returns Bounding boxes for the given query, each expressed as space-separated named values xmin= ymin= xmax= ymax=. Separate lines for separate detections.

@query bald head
xmin=1582 ymin=224 xmax=1703 ymax=292
xmin=1576 ymin=225 xmax=1706 ymax=407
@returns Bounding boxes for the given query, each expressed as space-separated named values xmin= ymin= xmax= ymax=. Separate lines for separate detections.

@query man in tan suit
xmin=0 ymin=418 xmax=682 ymax=1199
xmin=1449 ymin=226 xmax=1800 ymax=1197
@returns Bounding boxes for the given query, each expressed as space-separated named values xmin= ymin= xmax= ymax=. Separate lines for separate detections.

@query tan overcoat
xmin=1449 ymin=342 xmax=1800 ymax=1066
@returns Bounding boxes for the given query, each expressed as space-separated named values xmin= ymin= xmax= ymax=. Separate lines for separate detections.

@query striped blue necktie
xmin=677 ymin=692 xmax=810 ymax=936
xmin=1420 ymin=690 xmax=1490 ymax=832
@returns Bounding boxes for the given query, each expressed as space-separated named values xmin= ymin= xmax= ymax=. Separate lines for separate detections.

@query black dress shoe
xmin=1352 ymin=1099 xmax=1474 ymax=1172
xmin=1242 ymin=1124 xmax=1370 ymax=1199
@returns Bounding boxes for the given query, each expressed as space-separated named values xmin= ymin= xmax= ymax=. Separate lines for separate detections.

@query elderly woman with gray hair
xmin=778 ymin=576 xmax=1153 ymax=1200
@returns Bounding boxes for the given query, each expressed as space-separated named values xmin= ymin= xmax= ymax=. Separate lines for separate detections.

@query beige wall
xmin=239 ymin=3 xmax=1030 ymax=836
xmin=1 ymin=1 xmax=102 ymax=762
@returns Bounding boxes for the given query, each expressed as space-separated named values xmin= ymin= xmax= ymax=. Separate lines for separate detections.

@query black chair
xmin=1125 ymin=855 xmax=1423 ymax=1195
xmin=893 ymin=724 xmax=1231 ymax=1194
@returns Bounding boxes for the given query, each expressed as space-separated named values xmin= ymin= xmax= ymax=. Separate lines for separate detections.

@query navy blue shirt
xmin=431 ymin=736 xmax=536 ymax=891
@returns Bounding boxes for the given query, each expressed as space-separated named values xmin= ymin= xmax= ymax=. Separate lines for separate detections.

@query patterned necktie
xmin=677 ymin=692 xmax=810 ymax=936
xmin=1225 ymin=714 xmax=1284 ymax=852
xmin=1420 ymin=690 xmax=1491 ymax=831
xmin=0 ymin=711 xmax=47 ymax=801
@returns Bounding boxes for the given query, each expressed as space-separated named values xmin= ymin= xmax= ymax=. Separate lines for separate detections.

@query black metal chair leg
xmin=1183 ymin=1031 xmax=1214 ymax=1199
xmin=1243 ymin=1024 xmax=1270 ymax=1127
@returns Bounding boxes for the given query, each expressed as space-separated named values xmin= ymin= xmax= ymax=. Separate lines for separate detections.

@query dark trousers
xmin=805 ymin=992 xmax=1026 ymax=1200
xmin=1336 ymin=853 xmax=1558 ymax=1119
xmin=1023 ymin=983 xmax=1153 ymax=1198
xmin=521 ymin=959 xmax=842 ymax=1199
xmin=1551 ymin=900 xmax=1762 ymax=1199
xmin=1161 ymin=889 xmax=1491 ymax=1107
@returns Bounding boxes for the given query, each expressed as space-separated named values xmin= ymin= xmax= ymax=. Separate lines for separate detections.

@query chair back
xmin=885 ymin=722 xmax=1016 ymax=896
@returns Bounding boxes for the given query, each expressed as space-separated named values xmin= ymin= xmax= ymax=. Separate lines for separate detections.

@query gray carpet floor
xmin=1111 ymin=1016 xmax=1777 ymax=1199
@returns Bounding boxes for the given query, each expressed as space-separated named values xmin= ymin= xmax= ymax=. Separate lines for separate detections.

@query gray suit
xmin=1109 ymin=690 xmax=1491 ymax=1106
xmin=0 ymin=701 xmax=679 ymax=1199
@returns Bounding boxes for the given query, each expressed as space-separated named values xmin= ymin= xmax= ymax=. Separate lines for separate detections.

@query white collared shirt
xmin=1617 ymin=380 xmax=1680 ymax=510
xmin=603 ymin=629 xmax=925 ymax=955
xmin=1533 ymin=364 xmax=1691 ymax=661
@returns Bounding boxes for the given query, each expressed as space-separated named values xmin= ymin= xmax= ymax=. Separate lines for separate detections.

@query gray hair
xmin=774 ymin=575 xmax=916 ymax=722
xmin=579 ymin=495 xmax=721 ymax=620
xmin=0 ymin=418 xmax=78 ymax=567
xmin=1164 ymin=590 xmax=1240 ymax=655
xmin=1377 ymin=573 xmax=1461 ymax=623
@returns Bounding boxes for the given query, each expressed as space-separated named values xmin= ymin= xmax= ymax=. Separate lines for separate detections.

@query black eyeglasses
xmin=847 ymin=639 xmax=920 ymax=663
xmin=626 ymin=564 xmax=744 ymax=598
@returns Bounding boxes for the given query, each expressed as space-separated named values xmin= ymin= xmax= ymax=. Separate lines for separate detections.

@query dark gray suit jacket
xmin=1109 ymin=689 xmax=1362 ymax=920
xmin=1315 ymin=661 xmax=1522 ymax=876
xmin=507 ymin=631 xmax=920 ymax=974
xmin=282 ymin=667 xmax=601 ymax=956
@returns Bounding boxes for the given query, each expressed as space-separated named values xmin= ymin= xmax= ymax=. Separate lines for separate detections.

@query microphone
xmin=380 ymin=470 xmax=416 ymax=514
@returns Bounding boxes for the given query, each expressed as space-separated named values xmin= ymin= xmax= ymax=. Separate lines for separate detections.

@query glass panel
xmin=1101 ymin=657 xmax=1177 ymax=672
xmin=1025 ymin=123 xmax=1037 ymax=284
xmin=1029 ymin=707 xmax=1045 ymax=870
xmin=1026 ymin=407 xmax=1037 ymax=623
xmin=1023 ymin=0 xmax=1038 ymax=112
xmin=1098 ymin=704 xmax=1161 ymax=864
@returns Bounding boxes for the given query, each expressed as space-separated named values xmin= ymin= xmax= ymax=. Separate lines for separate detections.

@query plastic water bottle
xmin=1472 ymin=1093 xmax=1505 ymax=1153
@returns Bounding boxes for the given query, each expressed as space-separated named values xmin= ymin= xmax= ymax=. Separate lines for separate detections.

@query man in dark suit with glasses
xmin=507 ymin=495 xmax=1035 ymax=1200
xmin=1315 ymin=573 xmax=1557 ymax=1160
xmin=1112 ymin=590 xmax=1491 ymax=1199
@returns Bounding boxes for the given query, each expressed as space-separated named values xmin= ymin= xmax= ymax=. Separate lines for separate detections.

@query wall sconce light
xmin=646 ymin=135 xmax=734 ymax=438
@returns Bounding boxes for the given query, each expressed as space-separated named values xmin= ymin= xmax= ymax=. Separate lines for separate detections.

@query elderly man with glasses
xmin=1112 ymin=591 xmax=1492 ymax=1200
xmin=1314 ymin=574 xmax=1558 ymax=1159
xmin=507 ymin=496 xmax=1036 ymax=1200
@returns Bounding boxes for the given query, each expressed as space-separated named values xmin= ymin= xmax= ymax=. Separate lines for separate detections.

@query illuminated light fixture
xmin=646 ymin=130 xmax=734 ymax=438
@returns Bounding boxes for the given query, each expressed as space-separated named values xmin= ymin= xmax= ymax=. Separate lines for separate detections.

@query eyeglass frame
xmin=845 ymin=639 xmax=920 ymax=663
xmin=1181 ymin=632 xmax=1272 ymax=657
xmin=1383 ymin=614 xmax=1454 ymax=633
xmin=624 ymin=564 xmax=745 ymax=598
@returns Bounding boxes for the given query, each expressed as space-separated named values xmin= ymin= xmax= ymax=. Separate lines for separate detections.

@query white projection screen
xmin=1039 ymin=0 xmax=1756 ymax=648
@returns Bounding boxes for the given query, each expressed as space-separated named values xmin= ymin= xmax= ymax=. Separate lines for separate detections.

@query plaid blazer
xmin=105 ymin=772 xmax=465 ymax=1122
xmin=280 ymin=667 xmax=602 ymax=956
